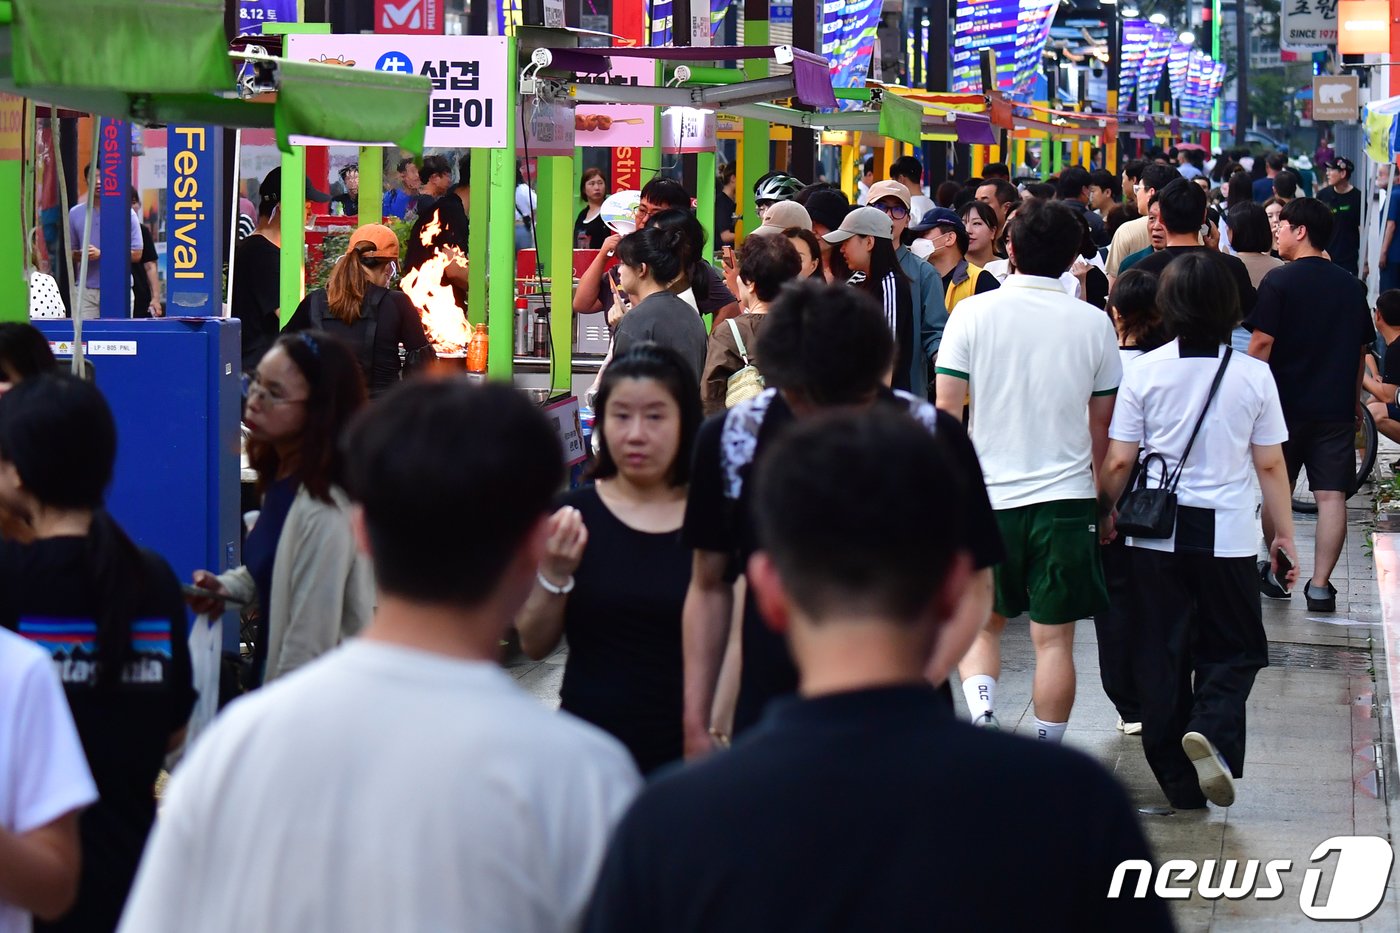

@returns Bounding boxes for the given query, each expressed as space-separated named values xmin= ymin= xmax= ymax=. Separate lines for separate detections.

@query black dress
xmin=557 ymin=485 xmax=690 ymax=774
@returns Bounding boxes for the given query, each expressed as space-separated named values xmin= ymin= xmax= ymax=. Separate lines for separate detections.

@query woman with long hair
xmin=612 ymin=225 xmax=709 ymax=388
xmin=823 ymin=206 xmax=914 ymax=391
xmin=516 ymin=343 xmax=701 ymax=774
xmin=189 ymin=332 xmax=373 ymax=685
xmin=700 ymin=234 xmax=802 ymax=415
xmin=961 ymin=200 xmax=1000 ymax=269
xmin=575 ymin=167 xmax=609 ymax=249
xmin=1098 ymin=253 xmax=1296 ymax=810
xmin=784 ymin=227 xmax=824 ymax=280
xmin=0 ymin=374 xmax=195 ymax=931
xmin=286 ymin=224 xmax=433 ymax=398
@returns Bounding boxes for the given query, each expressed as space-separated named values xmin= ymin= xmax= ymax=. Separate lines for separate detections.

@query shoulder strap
xmin=726 ymin=318 xmax=750 ymax=365
xmin=1167 ymin=348 xmax=1232 ymax=491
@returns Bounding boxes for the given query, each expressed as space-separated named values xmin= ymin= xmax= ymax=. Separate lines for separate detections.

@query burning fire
xmin=399 ymin=213 xmax=471 ymax=354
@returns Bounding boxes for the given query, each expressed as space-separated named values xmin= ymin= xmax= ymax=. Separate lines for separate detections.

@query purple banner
xmin=237 ymin=0 xmax=297 ymax=33
xmin=1167 ymin=43 xmax=1192 ymax=100
xmin=951 ymin=0 xmax=1056 ymax=97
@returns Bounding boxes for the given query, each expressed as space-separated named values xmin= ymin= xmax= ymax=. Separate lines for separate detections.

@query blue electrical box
xmin=34 ymin=318 xmax=242 ymax=649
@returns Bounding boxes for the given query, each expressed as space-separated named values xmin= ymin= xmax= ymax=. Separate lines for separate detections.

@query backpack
xmin=724 ymin=318 xmax=765 ymax=409
xmin=719 ymin=388 xmax=940 ymax=502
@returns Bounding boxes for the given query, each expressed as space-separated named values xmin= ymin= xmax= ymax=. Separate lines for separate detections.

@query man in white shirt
xmin=0 ymin=628 xmax=96 ymax=933
xmin=119 ymin=382 xmax=641 ymax=933
xmin=935 ymin=198 xmax=1121 ymax=744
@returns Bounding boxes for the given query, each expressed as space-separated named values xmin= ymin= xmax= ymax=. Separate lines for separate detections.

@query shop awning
xmin=543 ymin=44 xmax=836 ymax=110
xmin=0 ymin=1 xmax=429 ymax=152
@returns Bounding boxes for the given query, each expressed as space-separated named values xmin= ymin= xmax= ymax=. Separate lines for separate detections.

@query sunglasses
xmin=871 ymin=202 xmax=910 ymax=220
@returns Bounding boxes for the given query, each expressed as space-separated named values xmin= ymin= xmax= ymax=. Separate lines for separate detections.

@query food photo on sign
xmin=572 ymin=56 xmax=657 ymax=149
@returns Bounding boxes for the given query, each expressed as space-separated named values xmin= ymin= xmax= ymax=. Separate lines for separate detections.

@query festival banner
xmin=1117 ymin=19 xmax=1156 ymax=112
xmin=1134 ymin=26 xmax=1174 ymax=112
xmin=1166 ymin=42 xmax=1192 ymax=100
xmin=165 ymin=126 xmax=224 ymax=316
xmin=98 ymin=118 xmax=132 ymax=318
xmin=1010 ymin=0 xmax=1060 ymax=94
xmin=951 ymin=0 xmax=1057 ymax=97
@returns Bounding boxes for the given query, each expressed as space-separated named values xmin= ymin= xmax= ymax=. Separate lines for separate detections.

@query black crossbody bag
xmin=1116 ymin=348 xmax=1232 ymax=539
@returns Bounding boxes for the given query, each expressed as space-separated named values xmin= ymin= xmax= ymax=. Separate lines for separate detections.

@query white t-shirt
xmin=982 ymin=259 xmax=1081 ymax=299
xmin=910 ymin=193 xmax=936 ymax=220
xmin=0 ymin=629 xmax=97 ymax=933
xmin=937 ymin=274 xmax=1122 ymax=509
xmin=1109 ymin=341 xmax=1288 ymax=557
xmin=118 ymin=640 xmax=641 ymax=933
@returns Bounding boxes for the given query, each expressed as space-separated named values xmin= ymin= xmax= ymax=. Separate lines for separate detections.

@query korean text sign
xmin=575 ymin=57 xmax=657 ymax=149
xmin=165 ymin=126 xmax=224 ymax=316
xmin=286 ymin=35 xmax=508 ymax=148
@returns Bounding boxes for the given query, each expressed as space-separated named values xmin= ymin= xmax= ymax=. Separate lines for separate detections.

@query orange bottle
xmin=466 ymin=323 xmax=488 ymax=374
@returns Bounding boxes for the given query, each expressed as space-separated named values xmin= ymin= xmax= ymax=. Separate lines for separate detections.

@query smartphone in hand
xmin=1275 ymin=548 xmax=1295 ymax=593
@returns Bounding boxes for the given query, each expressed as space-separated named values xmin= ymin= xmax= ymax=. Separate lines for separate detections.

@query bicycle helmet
xmin=753 ymin=172 xmax=805 ymax=206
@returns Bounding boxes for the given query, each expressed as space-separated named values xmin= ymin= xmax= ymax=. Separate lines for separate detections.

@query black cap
xmin=1327 ymin=157 xmax=1355 ymax=176
xmin=804 ymin=188 xmax=852 ymax=233
xmin=259 ymin=167 xmax=332 ymax=204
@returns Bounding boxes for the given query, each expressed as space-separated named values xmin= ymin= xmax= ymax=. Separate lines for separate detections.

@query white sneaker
xmin=973 ymin=711 xmax=1001 ymax=731
xmin=1116 ymin=717 xmax=1143 ymax=735
xmin=1182 ymin=731 xmax=1235 ymax=807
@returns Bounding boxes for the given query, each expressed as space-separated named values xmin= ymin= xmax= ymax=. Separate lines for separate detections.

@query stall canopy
xmin=0 ymin=0 xmax=431 ymax=152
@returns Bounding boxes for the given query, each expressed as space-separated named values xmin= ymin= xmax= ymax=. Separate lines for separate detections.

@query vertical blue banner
xmin=165 ymin=126 xmax=224 ymax=316
xmin=98 ymin=119 xmax=131 ymax=318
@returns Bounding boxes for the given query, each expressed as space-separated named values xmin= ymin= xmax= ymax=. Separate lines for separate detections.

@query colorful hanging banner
xmin=1134 ymin=26 xmax=1174 ymax=112
xmin=1166 ymin=42 xmax=1192 ymax=100
xmin=1118 ymin=19 xmax=1156 ymax=112
xmin=951 ymin=0 xmax=1057 ymax=97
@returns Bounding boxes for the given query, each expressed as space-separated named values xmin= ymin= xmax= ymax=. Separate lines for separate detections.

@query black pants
xmin=1126 ymin=548 xmax=1268 ymax=808
xmin=1094 ymin=538 xmax=1140 ymax=722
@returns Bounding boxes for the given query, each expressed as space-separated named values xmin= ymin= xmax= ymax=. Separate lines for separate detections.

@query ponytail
xmin=326 ymin=244 xmax=374 ymax=323
xmin=86 ymin=510 xmax=148 ymax=689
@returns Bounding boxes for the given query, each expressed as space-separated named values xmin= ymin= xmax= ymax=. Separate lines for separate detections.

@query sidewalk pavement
xmin=505 ymin=493 xmax=1398 ymax=931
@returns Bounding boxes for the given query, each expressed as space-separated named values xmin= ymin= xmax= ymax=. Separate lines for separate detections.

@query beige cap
xmin=821 ymin=206 xmax=893 ymax=243
xmin=750 ymin=199 xmax=813 ymax=237
xmin=864 ymin=180 xmax=910 ymax=208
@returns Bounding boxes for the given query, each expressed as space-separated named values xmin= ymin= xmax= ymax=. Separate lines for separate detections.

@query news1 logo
xmin=1109 ymin=836 xmax=1394 ymax=920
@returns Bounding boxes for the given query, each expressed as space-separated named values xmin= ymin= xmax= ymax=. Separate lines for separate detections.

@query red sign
xmin=610 ymin=0 xmax=647 ymax=193
xmin=374 ymin=0 xmax=442 ymax=34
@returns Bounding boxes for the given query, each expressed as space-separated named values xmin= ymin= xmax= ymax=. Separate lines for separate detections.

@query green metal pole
xmin=537 ymin=156 xmax=556 ymax=274
xmin=739 ymin=18 xmax=769 ymax=239
xmin=277 ymin=146 xmax=306 ymax=326
xmin=546 ymin=154 xmax=573 ymax=395
xmin=0 ymin=95 xmax=24 ymax=322
xmin=695 ymin=149 xmax=716 ymax=262
xmin=487 ymin=39 xmax=519 ymax=382
xmin=468 ymin=149 xmax=489 ymax=325
xmin=357 ymin=146 xmax=381 ymax=223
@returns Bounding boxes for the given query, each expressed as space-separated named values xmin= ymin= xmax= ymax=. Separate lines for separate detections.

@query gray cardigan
xmin=218 ymin=485 xmax=374 ymax=682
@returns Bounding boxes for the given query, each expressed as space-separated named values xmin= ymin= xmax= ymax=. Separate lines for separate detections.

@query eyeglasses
xmin=634 ymin=203 xmax=661 ymax=221
xmin=871 ymin=202 xmax=910 ymax=220
xmin=246 ymin=374 xmax=307 ymax=407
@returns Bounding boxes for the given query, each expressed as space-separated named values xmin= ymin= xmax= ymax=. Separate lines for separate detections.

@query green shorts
xmin=992 ymin=498 xmax=1108 ymax=625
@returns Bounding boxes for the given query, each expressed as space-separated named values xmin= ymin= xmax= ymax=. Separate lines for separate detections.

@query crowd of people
xmin=1 ymin=137 xmax=1387 ymax=932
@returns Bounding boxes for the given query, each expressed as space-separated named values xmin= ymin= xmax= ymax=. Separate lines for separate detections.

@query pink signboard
xmin=286 ymin=34 xmax=509 ymax=148
xmin=574 ymin=56 xmax=656 ymax=149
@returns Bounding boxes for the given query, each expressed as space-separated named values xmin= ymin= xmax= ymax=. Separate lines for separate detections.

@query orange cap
xmin=349 ymin=223 xmax=399 ymax=259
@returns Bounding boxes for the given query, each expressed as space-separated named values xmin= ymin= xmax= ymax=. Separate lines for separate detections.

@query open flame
xmin=399 ymin=213 xmax=471 ymax=354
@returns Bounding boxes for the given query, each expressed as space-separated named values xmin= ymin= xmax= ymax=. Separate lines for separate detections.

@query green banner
xmin=877 ymin=92 xmax=923 ymax=147
xmin=272 ymin=60 xmax=430 ymax=154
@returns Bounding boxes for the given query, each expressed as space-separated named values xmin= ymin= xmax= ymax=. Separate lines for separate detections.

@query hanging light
xmin=1123 ymin=5 xmax=1141 ymax=15
xmin=1179 ymin=29 xmax=1196 ymax=43
xmin=1149 ymin=11 xmax=1168 ymax=23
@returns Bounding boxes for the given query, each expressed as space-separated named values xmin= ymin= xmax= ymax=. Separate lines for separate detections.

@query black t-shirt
xmin=231 ymin=233 xmax=282 ymax=373
xmin=575 ymin=208 xmax=608 ymax=249
xmin=405 ymin=193 xmax=470 ymax=274
xmin=583 ymin=685 xmax=1173 ymax=933
xmin=557 ymin=485 xmax=689 ymax=775
xmin=130 ymin=223 xmax=157 ymax=317
xmin=715 ymin=190 xmax=737 ymax=240
xmin=1246 ymin=256 xmax=1373 ymax=422
xmin=286 ymin=286 xmax=433 ymax=397
xmin=1384 ymin=336 xmax=1400 ymax=387
xmin=1317 ymin=185 xmax=1363 ymax=275
xmin=1133 ymin=246 xmax=1257 ymax=318
xmin=0 ymin=535 xmax=196 ymax=933
xmin=682 ymin=391 xmax=1004 ymax=732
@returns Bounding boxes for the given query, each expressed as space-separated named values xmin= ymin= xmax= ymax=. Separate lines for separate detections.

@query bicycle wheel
xmin=1291 ymin=409 xmax=1378 ymax=513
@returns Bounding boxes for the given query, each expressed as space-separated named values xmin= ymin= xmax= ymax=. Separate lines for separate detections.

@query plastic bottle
xmin=466 ymin=323 xmax=488 ymax=374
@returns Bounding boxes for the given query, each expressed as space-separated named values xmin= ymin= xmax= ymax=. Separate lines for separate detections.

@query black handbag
xmin=1116 ymin=348 xmax=1232 ymax=539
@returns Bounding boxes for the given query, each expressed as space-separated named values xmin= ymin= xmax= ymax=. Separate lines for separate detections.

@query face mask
xmin=910 ymin=238 xmax=935 ymax=260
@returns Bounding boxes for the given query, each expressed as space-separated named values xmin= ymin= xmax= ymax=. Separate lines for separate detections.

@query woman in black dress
xmin=516 ymin=343 xmax=700 ymax=774
xmin=574 ymin=167 xmax=609 ymax=249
